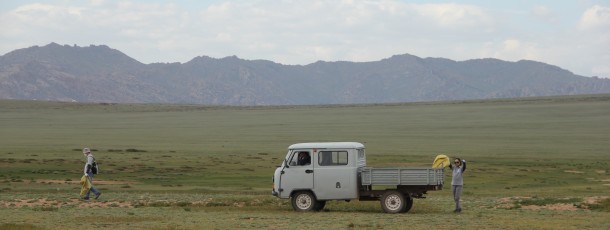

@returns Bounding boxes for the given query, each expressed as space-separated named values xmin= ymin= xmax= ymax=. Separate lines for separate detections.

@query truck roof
xmin=288 ymin=142 xmax=365 ymax=150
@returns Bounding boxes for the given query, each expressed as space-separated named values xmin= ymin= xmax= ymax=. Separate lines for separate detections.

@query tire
xmin=291 ymin=191 xmax=317 ymax=211
xmin=313 ymin=200 xmax=326 ymax=211
xmin=403 ymin=197 xmax=413 ymax=213
xmin=380 ymin=190 xmax=406 ymax=214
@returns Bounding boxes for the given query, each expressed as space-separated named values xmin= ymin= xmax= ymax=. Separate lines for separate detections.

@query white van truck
xmin=272 ymin=142 xmax=444 ymax=213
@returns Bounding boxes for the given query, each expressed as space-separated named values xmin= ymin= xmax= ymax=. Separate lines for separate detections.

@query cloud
xmin=531 ymin=5 xmax=557 ymax=23
xmin=0 ymin=1 xmax=194 ymax=58
xmin=7 ymin=3 xmax=83 ymax=31
xmin=0 ymin=1 xmax=607 ymax=77
xmin=477 ymin=39 xmax=541 ymax=63
xmin=0 ymin=1 xmax=497 ymax=64
xmin=579 ymin=5 xmax=610 ymax=30
xmin=191 ymin=1 xmax=496 ymax=63
xmin=411 ymin=3 xmax=493 ymax=28
xmin=503 ymin=39 xmax=521 ymax=51
xmin=576 ymin=5 xmax=610 ymax=77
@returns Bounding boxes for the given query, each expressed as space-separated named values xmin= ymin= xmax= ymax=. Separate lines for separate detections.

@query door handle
xmin=305 ymin=170 xmax=314 ymax=174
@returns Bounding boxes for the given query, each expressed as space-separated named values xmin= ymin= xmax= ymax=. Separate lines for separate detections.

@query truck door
xmin=313 ymin=149 xmax=358 ymax=200
xmin=279 ymin=150 xmax=314 ymax=197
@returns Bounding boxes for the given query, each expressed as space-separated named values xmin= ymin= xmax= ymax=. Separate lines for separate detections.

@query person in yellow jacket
xmin=81 ymin=148 xmax=101 ymax=200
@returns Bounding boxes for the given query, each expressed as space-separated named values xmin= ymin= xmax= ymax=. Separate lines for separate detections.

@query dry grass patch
xmin=521 ymin=203 xmax=578 ymax=211
xmin=497 ymin=196 xmax=610 ymax=212
xmin=0 ymin=198 xmax=133 ymax=209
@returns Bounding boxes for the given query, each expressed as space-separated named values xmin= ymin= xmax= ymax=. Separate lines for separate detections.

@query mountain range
xmin=1 ymin=43 xmax=609 ymax=105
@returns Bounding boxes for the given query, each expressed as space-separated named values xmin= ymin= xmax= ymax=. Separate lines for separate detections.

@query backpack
xmin=91 ymin=157 xmax=99 ymax=175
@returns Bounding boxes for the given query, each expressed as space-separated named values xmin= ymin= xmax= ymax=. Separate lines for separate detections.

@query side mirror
xmin=289 ymin=161 xmax=296 ymax=166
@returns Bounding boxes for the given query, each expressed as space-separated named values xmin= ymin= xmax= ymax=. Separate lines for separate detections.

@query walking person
xmin=81 ymin=148 xmax=101 ymax=200
xmin=449 ymin=157 xmax=466 ymax=212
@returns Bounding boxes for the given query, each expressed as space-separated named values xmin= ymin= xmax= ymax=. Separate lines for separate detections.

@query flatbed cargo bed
xmin=360 ymin=167 xmax=444 ymax=186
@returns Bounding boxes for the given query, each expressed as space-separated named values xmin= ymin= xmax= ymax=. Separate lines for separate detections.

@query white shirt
xmin=83 ymin=154 xmax=95 ymax=175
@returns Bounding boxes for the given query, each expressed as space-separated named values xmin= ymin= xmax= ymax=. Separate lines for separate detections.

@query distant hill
xmin=1 ymin=43 xmax=609 ymax=105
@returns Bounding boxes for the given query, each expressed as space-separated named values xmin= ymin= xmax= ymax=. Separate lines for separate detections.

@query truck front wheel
xmin=380 ymin=190 xmax=406 ymax=214
xmin=291 ymin=191 xmax=317 ymax=211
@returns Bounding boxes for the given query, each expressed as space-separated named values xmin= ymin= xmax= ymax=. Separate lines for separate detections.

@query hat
xmin=83 ymin=148 xmax=91 ymax=154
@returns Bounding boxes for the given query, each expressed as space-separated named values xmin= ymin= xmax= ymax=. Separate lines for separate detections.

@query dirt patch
xmin=495 ymin=197 xmax=531 ymax=209
xmin=521 ymin=203 xmax=579 ymax=211
xmin=497 ymin=196 xmax=531 ymax=203
xmin=564 ymin=170 xmax=584 ymax=174
xmin=0 ymin=198 xmax=133 ymax=208
xmin=34 ymin=179 xmax=137 ymax=185
xmin=584 ymin=196 xmax=609 ymax=204
xmin=497 ymin=196 xmax=609 ymax=211
xmin=494 ymin=196 xmax=592 ymax=211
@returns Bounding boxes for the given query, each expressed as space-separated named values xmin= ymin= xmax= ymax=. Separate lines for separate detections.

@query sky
xmin=1 ymin=0 xmax=609 ymax=78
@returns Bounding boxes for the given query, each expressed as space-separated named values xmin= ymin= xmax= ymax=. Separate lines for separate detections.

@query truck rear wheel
xmin=291 ymin=191 xmax=317 ymax=211
xmin=380 ymin=190 xmax=406 ymax=214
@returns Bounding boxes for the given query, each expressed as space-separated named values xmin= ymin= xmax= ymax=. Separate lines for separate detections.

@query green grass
xmin=0 ymin=223 xmax=44 ymax=230
xmin=1 ymin=94 xmax=609 ymax=229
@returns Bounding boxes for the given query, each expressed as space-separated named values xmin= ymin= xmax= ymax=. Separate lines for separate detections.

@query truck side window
xmin=318 ymin=151 xmax=348 ymax=166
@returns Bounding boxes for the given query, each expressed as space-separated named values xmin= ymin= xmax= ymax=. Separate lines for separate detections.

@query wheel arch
xmin=290 ymin=189 xmax=317 ymax=199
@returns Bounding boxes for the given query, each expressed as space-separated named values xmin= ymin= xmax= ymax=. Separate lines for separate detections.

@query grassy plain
xmin=1 ymin=94 xmax=609 ymax=229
